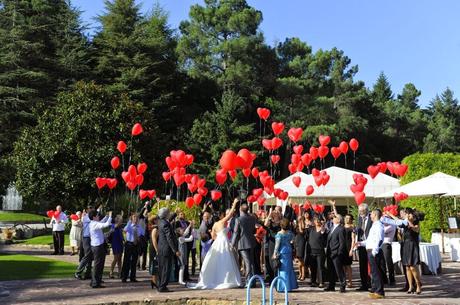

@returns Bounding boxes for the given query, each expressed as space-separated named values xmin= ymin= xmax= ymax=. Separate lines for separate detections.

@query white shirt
xmin=89 ymin=216 xmax=112 ymax=247
xmin=82 ymin=214 xmax=108 ymax=237
xmin=50 ymin=213 xmax=68 ymax=231
xmin=383 ymin=223 xmax=396 ymax=244
xmin=360 ymin=220 xmax=384 ymax=256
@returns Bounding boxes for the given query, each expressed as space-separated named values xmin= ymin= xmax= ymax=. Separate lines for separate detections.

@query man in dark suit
xmin=356 ymin=203 xmax=372 ymax=291
xmin=231 ymin=202 xmax=257 ymax=287
xmin=325 ymin=214 xmax=347 ymax=293
xmin=174 ymin=210 xmax=191 ymax=281
xmin=157 ymin=207 xmax=180 ymax=292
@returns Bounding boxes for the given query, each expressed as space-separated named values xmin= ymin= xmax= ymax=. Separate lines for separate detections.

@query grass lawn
xmin=0 ymin=212 xmax=46 ymax=222
xmin=20 ymin=234 xmax=70 ymax=246
xmin=0 ymin=253 xmax=77 ymax=281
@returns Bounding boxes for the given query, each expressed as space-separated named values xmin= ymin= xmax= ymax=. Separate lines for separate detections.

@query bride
xmin=188 ymin=199 xmax=241 ymax=289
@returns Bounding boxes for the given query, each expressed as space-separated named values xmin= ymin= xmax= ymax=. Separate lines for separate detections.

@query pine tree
xmin=424 ymin=88 xmax=460 ymax=153
xmin=0 ymin=0 xmax=90 ymax=193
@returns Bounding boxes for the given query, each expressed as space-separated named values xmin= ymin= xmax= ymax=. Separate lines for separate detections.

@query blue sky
xmin=76 ymin=0 xmax=460 ymax=107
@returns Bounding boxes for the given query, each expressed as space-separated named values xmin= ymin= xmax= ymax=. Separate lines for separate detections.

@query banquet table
xmin=391 ymin=242 xmax=442 ymax=275
xmin=431 ymin=232 xmax=460 ymax=253
xmin=450 ymin=238 xmax=460 ymax=262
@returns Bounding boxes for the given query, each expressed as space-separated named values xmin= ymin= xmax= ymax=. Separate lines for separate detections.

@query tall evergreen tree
xmin=424 ymin=88 xmax=460 ymax=153
xmin=177 ymin=0 xmax=277 ymax=98
xmin=0 ymin=0 xmax=90 ymax=193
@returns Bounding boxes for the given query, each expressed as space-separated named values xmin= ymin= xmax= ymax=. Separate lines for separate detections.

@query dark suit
xmin=356 ymin=214 xmax=372 ymax=289
xmin=157 ymin=218 xmax=178 ymax=290
xmin=326 ymin=224 xmax=347 ymax=290
xmin=232 ymin=212 xmax=257 ymax=284
xmin=175 ymin=219 xmax=191 ymax=280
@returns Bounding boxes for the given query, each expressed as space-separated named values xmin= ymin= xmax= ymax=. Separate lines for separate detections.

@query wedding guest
xmin=121 ymin=213 xmax=144 ymax=282
xmin=69 ymin=211 xmax=82 ymax=256
xmin=109 ymin=214 xmax=124 ymax=279
xmin=356 ymin=203 xmax=372 ymax=291
xmin=254 ymin=220 xmax=266 ymax=275
xmin=175 ymin=210 xmax=192 ymax=280
xmin=264 ymin=208 xmax=282 ymax=283
xmin=176 ymin=221 xmax=194 ymax=285
xmin=381 ymin=215 xmax=397 ymax=286
xmin=294 ymin=215 xmax=307 ymax=281
xmin=157 ymin=207 xmax=180 ymax=292
xmin=75 ymin=206 xmax=94 ymax=280
xmin=343 ymin=214 xmax=356 ymax=288
xmin=149 ymin=214 xmax=159 ymax=289
xmin=401 ymin=208 xmax=424 ymax=294
xmin=357 ymin=209 xmax=385 ymax=299
xmin=137 ymin=205 xmax=149 ymax=271
xmin=190 ymin=225 xmax=198 ymax=276
xmin=308 ymin=216 xmax=327 ymax=288
xmin=88 ymin=210 xmax=112 ymax=288
xmin=199 ymin=210 xmax=214 ymax=267
xmin=273 ymin=218 xmax=298 ymax=292
xmin=324 ymin=214 xmax=347 ymax=293
xmin=50 ymin=205 xmax=68 ymax=255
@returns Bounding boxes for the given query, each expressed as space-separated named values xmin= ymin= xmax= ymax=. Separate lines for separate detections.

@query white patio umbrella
xmin=375 ymin=172 xmax=460 ymax=253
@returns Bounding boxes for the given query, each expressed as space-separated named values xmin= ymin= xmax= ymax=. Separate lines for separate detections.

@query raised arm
xmin=222 ymin=199 xmax=238 ymax=223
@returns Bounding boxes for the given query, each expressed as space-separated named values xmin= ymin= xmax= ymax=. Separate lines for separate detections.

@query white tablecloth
xmin=431 ymin=232 xmax=460 ymax=253
xmin=391 ymin=242 xmax=442 ymax=275
xmin=450 ymin=238 xmax=460 ymax=262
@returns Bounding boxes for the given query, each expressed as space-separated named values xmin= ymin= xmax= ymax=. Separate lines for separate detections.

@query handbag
xmin=272 ymin=256 xmax=281 ymax=271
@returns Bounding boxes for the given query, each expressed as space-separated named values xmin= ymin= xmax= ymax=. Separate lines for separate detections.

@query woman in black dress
xmin=294 ymin=215 xmax=306 ymax=280
xmin=307 ymin=216 xmax=327 ymax=288
xmin=264 ymin=208 xmax=282 ymax=283
xmin=343 ymin=214 xmax=356 ymax=288
xmin=402 ymin=208 xmax=424 ymax=294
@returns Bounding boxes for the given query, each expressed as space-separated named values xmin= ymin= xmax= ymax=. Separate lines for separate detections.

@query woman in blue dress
xmin=273 ymin=218 xmax=298 ymax=292
xmin=109 ymin=215 xmax=124 ymax=278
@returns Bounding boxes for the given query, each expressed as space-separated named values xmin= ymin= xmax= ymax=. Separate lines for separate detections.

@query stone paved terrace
xmin=1 ymin=244 xmax=460 ymax=305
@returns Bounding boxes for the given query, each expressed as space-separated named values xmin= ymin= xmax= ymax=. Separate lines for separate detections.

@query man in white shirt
xmin=357 ymin=209 xmax=385 ymax=299
xmin=50 ymin=205 xmax=68 ymax=255
xmin=88 ymin=209 xmax=112 ymax=288
xmin=356 ymin=204 xmax=372 ymax=291
xmin=121 ymin=213 xmax=144 ymax=283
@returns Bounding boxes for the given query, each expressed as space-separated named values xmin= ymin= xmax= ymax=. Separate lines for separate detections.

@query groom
xmin=231 ymin=202 xmax=257 ymax=287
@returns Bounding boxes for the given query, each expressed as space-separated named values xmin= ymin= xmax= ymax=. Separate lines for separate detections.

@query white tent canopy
xmin=375 ymin=172 xmax=460 ymax=198
xmin=266 ymin=166 xmax=399 ymax=205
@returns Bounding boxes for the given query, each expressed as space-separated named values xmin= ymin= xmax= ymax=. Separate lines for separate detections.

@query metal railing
xmin=246 ymin=275 xmax=289 ymax=305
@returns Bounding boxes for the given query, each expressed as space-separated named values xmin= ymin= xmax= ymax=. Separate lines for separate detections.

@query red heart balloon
xmin=139 ymin=189 xmax=148 ymax=200
xmin=354 ymin=191 xmax=366 ymax=205
xmin=219 ymin=150 xmax=238 ymax=171
xmin=252 ymin=188 xmax=263 ymax=198
xmin=331 ymin=147 xmax=341 ymax=159
xmin=117 ymin=141 xmax=127 ymax=154
xmin=257 ymin=197 xmax=266 ymax=207
xmin=271 ymin=122 xmax=285 ymax=135
xmin=54 ymin=210 xmax=61 ymax=219
xmin=271 ymin=137 xmax=283 ymax=150
xmin=318 ymin=145 xmax=329 ymax=159
xmin=193 ymin=193 xmax=203 ymax=205
xmin=70 ymin=214 xmax=79 ymax=221
xmin=215 ymin=169 xmax=227 ymax=185
xmin=279 ymin=191 xmax=289 ymax=200
xmin=378 ymin=162 xmax=387 ymax=173
xmin=47 ymin=210 xmax=54 ymax=218
xmin=292 ymin=176 xmax=301 ymax=188
xmin=349 ymin=138 xmax=359 ymax=152
xmin=107 ymin=178 xmax=118 ymax=190
xmin=262 ymin=139 xmax=273 ymax=151
xmin=229 ymin=169 xmax=237 ymax=180
xmin=312 ymin=168 xmax=320 ymax=177
xmin=303 ymin=201 xmax=312 ymax=210
xmin=122 ymin=171 xmax=130 ymax=183
xmin=185 ymin=197 xmax=195 ymax=208
xmin=287 ymin=127 xmax=303 ymax=142
xmin=242 ymin=168 xmax=251 ymax=178
xmin=309 ymin=146 xmax=319 ymax=160
xmin=301 ymin=153 xmax=311 ymax=167
xmin=291 ymin=153 xmax=301 ymax=165
xmin=350 ymin=183 xmax=364 ymax=194
xmin=128 ymin=165 xmax=137 ymax=179
xmin=188 ymin=183 xmax=197 ymax=193
xmin=367 ymin=165 xmax=381 ymax=179
xmin=322 ymin=174 xmax=330 ymax=186
xmin=339 ymin=141 xmax=348 ymax=154
xmin=256 ymin=107 xmax=271 ymax=121
xmin=162 ymin=172 xmax=171 ymax=182
xmin=237 ymin=148 xmax=254 ymax=169
xmin=198 ymin=187 xmax=208 ymax=197
xmin=131 ymin=123 xmax=143 ymax=136
xmin=135 ymin=174 xmax=144 ymax=186
xmin=271 ymin=155 xmax=281 ymax=165
xmin=95 ymin=177 xmax=107 ymax=189
xmin=185 ymin=154 xmax=194 ymax=166
xmin=173 ymin=173 xmax=185 ymax=186
xmin=211 ymin=190 xmax=222 ymax=201
xmin=293 ymin=145 xmax=303 ymax=155
xmin=288 ymin=163 xmax=296 ymax=174
xmin=306 ymin=185 xmax=314 ymax=195
xmin=314 ymin=176 xmax=323 ymax=187
xmin=127 ymin=181 xmax=137 ymax=191
xmin=137 ymin=163 xmax=148 ymax=174
xmin=165 ymin=157 xmax=177 ymax=171
xmin=110 ymin=157 xmax=120 ymax=170
xmin=147 ymin=190 xmax=156 ymax=199
xmin=197 ymin=178 xmax=206 ymax=188
xmin=251 ymin=167 xmax=259 ymax=179
xmin=318 ymin=135 xmax=331 ymax=146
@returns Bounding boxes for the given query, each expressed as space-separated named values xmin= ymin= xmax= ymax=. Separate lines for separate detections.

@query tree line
xmin=1 ymin=0 xmax=459 ymax=209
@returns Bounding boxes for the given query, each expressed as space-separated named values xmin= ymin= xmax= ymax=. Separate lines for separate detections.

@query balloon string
xmin=128 ymin=135 xmax=133 ymax=166
xmin=353 ymin=151 xmax=356 ymax=170
xmin=122 ymin=154 xmax=125 ymax=172
xmin=344 ymin=154 xmax=347 ymax=168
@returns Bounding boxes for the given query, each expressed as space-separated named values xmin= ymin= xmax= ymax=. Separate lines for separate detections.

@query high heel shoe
xmin=407 ymin=287 xmax=415 ymax=294
xmin=416 ymin=284 xmax=422 ymax=295
xmin=150 ymin=280 xmax=157 ymax=289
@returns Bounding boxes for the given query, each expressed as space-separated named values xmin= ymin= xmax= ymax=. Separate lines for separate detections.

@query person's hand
xmin=232 ymin=198 xmax=238 ymax=209
xmin=328 ymin=200 xmax=336 ymax=206
xmin=175 ymin=207 xmax=180 ymax=214
xmin=155 ymin=197 xmax=160 ymax=203
xmin=349 ymin=250 xmax=353 ymax=257
xmin=108 ymin=211 xmax=113 ymax=217
xmin=175 ymin=251 xmax=181 ymax=257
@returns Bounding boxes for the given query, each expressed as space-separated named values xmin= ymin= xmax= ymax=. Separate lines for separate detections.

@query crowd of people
xmin=48 ymin=197 xmax=425 ymax=299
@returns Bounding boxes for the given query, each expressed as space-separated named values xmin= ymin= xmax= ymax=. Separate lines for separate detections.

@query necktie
xmin=133 ymin=225 xmax=139 ymax=245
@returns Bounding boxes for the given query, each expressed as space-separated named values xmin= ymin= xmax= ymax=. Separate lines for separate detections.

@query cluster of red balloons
xmin=394 ymin=192 xmax=409 ymax=202
xmin=96 ymin=177 xmax=118 ymax=190
xmin=139 ymin=189 xmax=156 ymax=200
xmin=121 ymin=163 xmax=147 ymax=190
xmin=312 ymin=169 xmax=330 ymax=187
xmin=383 ymin=204 xmax=399 ymax=216
xmin=313 ymin=204 xmax=325 ymax=214
xmin=70 ymin=214 xmax=79 ymax=221
xmin=350 ymin=173 xmax=368 ymax=205
xmin=46 ymin=210 xmax=60 ymax=218
xmin=366 ymin=161 xmax=408 ymax=179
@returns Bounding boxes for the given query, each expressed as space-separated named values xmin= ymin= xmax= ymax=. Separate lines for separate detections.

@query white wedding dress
xmin=188 ymin=228 xmax=241 ymax=289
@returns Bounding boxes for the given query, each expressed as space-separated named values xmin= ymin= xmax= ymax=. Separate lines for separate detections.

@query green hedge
xmin=400 ymin=153 xmax=459 ymax=241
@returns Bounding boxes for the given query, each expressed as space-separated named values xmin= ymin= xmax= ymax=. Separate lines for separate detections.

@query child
xmin=176 ymin=221 xmax=194 ymax=285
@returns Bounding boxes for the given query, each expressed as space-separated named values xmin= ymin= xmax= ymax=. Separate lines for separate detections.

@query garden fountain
xmin=1 ymin=184 xmax=23 ymax=211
